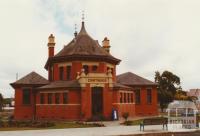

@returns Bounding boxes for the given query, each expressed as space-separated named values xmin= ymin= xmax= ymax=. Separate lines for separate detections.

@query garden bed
xmin=0 ymin=121 xmax=104 ymax=131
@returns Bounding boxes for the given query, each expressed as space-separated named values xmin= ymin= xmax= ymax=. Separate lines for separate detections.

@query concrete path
xmin=0 ymin=125 xmax=183 ymax=136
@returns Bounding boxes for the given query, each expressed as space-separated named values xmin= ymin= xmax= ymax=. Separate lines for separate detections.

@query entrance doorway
xmin=91 ymin=87 xmax=103 ymax=116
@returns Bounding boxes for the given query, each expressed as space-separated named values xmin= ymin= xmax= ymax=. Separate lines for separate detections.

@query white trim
xmin=36 ymin=103 xmax=80 ymax=106
xmin=58 ymin=62 xmax=72 ymax=67
xmin=40 ymin=91 xmax=69 ymax=94
xmin=119 ymin=91 xmax=134 ymax=93
xmin=112 ymin=103 xmax=135 ymax=105
xmin=82 ymin=61 xmax=99 ymax=66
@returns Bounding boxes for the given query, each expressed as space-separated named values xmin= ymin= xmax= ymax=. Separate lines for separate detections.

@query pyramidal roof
xmin=45 ymin=21 xmax=120 ymax=69
xmin=10 ymin=71 xmax=48 ymax=87
xmin=55 ymin=21 xmax=117 ymax=57
xmin=117 ymin=72 xmax=157 ymax=86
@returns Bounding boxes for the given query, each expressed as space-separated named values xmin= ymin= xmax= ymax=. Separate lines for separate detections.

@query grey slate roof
xmin=45 ymin=22 xmax=120 ymax=69
xmin=117 ymin=72 xmax=157 ymax=86
xmin=10 ymin=71 xmax=49 ymax=87
xmin=55 ymin=22 xmax=119 ymax=60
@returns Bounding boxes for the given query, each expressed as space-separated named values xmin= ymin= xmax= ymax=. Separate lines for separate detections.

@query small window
xmin=66 ymin=66 xmax=71 ymax=80
xmin=55 ymin=93 xmax=60 ymax=104
xmin=22 ymin=88 xmax=31 ymax=105
xmin=63 ymin=92 xmax=68 ymax=104
xmin=147 ymin=89 xmax=152 ymax=104
xmin=48 ymin=93 xmax=52 ymax=104
xmin=120 ymin=93 xmax=123 ymax=103
xmin=83 ymin=65 xmax=89 ymax=74
xmin=40 ymin=93 xmax=45 ymax=104
xmin=92 ymin=65 xmax=98 ymax=72
xmin=135 ymin=89 xmax=141 ymax=104
xmin=59 ymin=66 xmax=64 ymax=80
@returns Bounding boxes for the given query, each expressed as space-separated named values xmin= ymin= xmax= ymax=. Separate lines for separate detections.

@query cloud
xmin=0 ymin=0 xmax=200 ymax=97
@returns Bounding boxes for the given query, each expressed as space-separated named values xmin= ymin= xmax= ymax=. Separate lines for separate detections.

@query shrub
xmin=0 ymin=120 xmax=55 ymax=128
xmin=124 ymin=120 xmax=132 ymax=126
xmin=122 ymin=112 xmax=129 ymax=121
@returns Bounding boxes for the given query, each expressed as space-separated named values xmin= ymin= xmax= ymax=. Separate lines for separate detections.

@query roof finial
xmin=74 ymin=23 xmax=77 ymax=37
xmin=82 ymin=10 xmax=85 ymax=22
xmin=79 ymin=10 xmax=87 ymax=35
xmin=75 ymin=23 xmax=77 ymax=32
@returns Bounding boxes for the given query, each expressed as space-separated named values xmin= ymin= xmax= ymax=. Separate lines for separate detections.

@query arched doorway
xmin=91 ymin=87 xmax=103 ymax=116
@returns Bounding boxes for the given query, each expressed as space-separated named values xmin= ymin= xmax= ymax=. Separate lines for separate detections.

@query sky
xmin=0 ymin=0 xmax=200 ymax=97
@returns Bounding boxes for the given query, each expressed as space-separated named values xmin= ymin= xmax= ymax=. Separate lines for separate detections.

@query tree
xmin=155 ymin=71 xmax=181 ymax=112
xmin=175 ymin=89 xmax=198 ymax=102
xmin=0 ymin=93 xmax=3 ymax=112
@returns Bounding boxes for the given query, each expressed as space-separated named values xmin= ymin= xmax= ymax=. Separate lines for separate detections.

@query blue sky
xmin=0 ymin=0 xmax=200 ymax=97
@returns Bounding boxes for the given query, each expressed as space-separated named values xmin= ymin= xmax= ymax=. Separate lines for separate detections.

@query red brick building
xmin=10 ymin=21 xmax=158 ymax=120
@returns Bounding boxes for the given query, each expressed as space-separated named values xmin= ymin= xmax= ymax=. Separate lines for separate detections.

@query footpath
xmin=0 ymin=124 xmax=199 ymax=136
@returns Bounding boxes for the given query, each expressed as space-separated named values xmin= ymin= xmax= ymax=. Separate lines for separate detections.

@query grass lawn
xmin=124 ymin=116 xmax=168 ymax=126
xmin=0 ymin=122 xmax=101 ymax=131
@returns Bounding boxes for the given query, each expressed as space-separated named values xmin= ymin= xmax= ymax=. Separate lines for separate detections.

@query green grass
xmin=125 ymin=116 xmax=168 ymax=126
xmin=0 ymin=127 xmax=42 ymax=131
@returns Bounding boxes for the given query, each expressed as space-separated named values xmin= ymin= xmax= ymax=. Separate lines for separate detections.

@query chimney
xmin=102 ymin=37 xmax=110 ymax=53
xmin=47 ymin=34 xmax=55 ymax=57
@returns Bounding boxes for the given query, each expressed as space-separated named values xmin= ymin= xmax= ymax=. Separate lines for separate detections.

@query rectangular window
xmin=22 ymin=88 xmax=31 ymax=105
xmin=135 ymin=89 xmax=141 ymax=104
xmin=131 ymin=93 xmax=133 ymax=103
xmin=48 ymin=93 xmax=52 ymax=104
xmin=40 ymin=93 xmax=45 ymax=104
xmin=63 ymin=92 xmax=68 ymax=104
xmin=66 ymin=66 xmax=71 ymax=80
xmin=147 ymin=89 xmax=152 ymax=104
xmin=120 ymin=93 xmax=122 ymax=103
xmin=128 ymin=93 xmax=130 ymax=103
xmin=124 ymin=93 xmax=126 ymax=103
xmin=55 ymin=93 xmax=60 ymax=104
xmin=59 ymin=66 xmax=64 ymax=80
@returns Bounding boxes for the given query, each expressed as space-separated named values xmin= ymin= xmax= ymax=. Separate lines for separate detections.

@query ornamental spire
xmin=82 ymin=10 xmax=85 ymax=22
xmin=79 ymin=10 xmax=87 ymax=35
